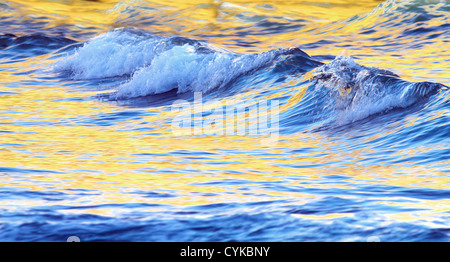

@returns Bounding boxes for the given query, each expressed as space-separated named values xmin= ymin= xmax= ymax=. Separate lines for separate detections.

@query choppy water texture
xmin=0 ymin=0 xmax=449 ymax=242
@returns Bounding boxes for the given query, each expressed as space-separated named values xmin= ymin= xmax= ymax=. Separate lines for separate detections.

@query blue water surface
xmin=0 ymin=0 xmax=449 ymax=242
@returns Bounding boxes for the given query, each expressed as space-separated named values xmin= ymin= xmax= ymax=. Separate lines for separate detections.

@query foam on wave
xmin=54 ymin=28 xmax=162 ymax=79
xmin=54 ymin=28 xmax=320 ymax=99
xmin=311 ymin=56 xmax=444 ymax=125
xmin=114 ymin=45 xmax=281 ymax=98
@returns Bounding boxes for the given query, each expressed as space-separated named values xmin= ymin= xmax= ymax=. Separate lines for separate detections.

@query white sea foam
xmin=114 ymin=45 xmax=277 ymax=98
xmin=54 ymin=28 xmax=279 ymax=98
xmin=312 ymin=56 xmax=442 ymax=125
xmin=54 ymin=29 xmax=162 ymax=79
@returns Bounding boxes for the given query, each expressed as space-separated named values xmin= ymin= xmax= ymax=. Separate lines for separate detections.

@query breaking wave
xmin=309 ymin=55 xmax=445 ymax=126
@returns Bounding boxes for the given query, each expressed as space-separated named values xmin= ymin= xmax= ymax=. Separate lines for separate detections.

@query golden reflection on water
xmin=0 ymin=0 xmax=449 ymax=222
xmin=5 ymin=0 xmax=449 ymax=83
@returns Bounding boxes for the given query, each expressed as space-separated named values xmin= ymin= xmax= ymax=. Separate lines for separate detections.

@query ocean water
xmin=0 ymin=0 xmax=449 ymax=242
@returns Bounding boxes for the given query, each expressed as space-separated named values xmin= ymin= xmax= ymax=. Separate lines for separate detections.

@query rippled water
xmin=0 ymin=0 xmax=449 ymax=242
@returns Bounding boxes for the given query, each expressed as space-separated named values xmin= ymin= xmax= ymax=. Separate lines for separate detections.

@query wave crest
xmin=54 ymin=28 xmax=321 ymax=99
xmin=311 ymin=56 xmax=445 ymax=125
